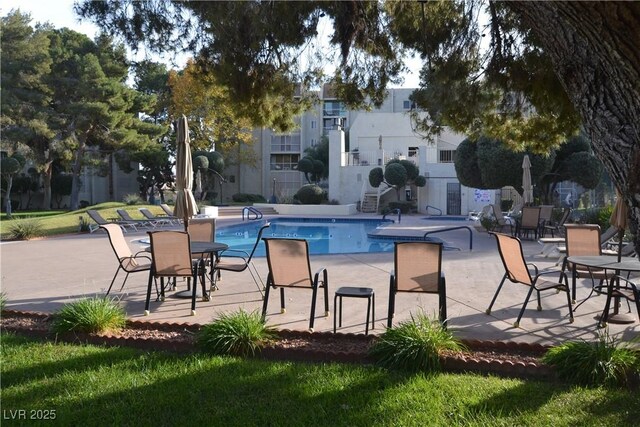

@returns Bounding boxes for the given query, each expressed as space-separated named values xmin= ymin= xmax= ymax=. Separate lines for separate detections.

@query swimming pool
xmin=216 ymin=217 xmax=443 ymax=257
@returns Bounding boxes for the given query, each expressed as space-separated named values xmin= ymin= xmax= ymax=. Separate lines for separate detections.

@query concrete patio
xmin=1 ymin=214 xmax=638 ymax=346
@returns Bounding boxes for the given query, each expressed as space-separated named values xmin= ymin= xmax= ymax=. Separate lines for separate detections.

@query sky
xmin=2 ymin=0 xmax=421 ymax=88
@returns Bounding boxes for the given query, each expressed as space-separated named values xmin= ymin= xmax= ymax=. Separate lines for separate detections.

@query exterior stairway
xmin=360 ymin=193 xmax=379 ymax=213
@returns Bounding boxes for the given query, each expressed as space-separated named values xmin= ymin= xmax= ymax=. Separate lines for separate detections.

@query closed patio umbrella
xmin=610 ymin=189 xmax=628 ymax=262
xmin=174 ymin=115 xmax=198 ymax=231
xmin=521 ymin=155 xmax=534 ymax=205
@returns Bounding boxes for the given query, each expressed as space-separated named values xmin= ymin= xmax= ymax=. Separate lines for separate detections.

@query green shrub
xmin=0 ymin=292 xmax=6 ymax=311
xmin=51 ymin=297 xmax=126 ymax=334
xmin=500 ymin=199 xmax=513 ymax=212
xmin=7 ymin=218 xmax=44 ymax=240
xmin=480 ymin=216 xmax=496 ymax=231
xmin=542 ymin=331 xmax=639 ymax=387
xmin=369 ymin=312 xmax=465 ymax=373
xmin=123 ymin=193 xmax=142 ymax=205
xmin=295 ymin=184 xmax=325 ymax=204
xmin=597 ymin=205 xmax=614 ymax=229
xmin=232 ymin=193 xmax=267 ymax=203
xmin=197 ymin=309 xmax=276 ymax=357
xmin=78 ymin=216 xmax=91 ymax=232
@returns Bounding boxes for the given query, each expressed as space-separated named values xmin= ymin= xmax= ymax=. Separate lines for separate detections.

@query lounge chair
xmin=160 ymin=204 xmax=180 ymax=223
xmin=538 ymin=205 xmax=554 ymax=237
xmin=261 ymin=237 xmax=330 ymax=331
xmin=116 ymin=209 xmax=156 ymax=228
xmin=486 ymin=232 xmax=574 ymax=328
xmin=139 ymin=208 xmax=176 ymax=226
xmin=86 ymin=209 xmax=138 ymax=233
xmin=145 ymin=230 xmax=205 ymax=316
xmin=100 ymin=224 xmax=151 ymax=295
xmin=211 ymin=223 xmax=270 ymax=296
xmin=388 ymin=241 xmax=447 ymax=328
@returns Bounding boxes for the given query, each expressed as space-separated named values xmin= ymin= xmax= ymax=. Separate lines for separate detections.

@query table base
xmin=603 ymin=313 xmax=636 ymax=325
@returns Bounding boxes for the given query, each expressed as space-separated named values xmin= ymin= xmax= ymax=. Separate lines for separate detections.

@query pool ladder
xmin=242 ymin=206 xmax=263 ymax=221
xmin=382 ymin=208 xmax=401 ymax=223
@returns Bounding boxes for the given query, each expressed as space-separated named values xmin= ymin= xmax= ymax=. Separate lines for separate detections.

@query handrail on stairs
xmin=242 ymin=206 xmax=263 ymax=221
xmin=423 ymin=226 xmax=473 ymax=251
xmin=382 ymin=208 xmax=401 ymax=223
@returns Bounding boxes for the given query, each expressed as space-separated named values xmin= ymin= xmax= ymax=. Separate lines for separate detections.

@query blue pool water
xmin=216 ymin=217 xmax=423 ymax=257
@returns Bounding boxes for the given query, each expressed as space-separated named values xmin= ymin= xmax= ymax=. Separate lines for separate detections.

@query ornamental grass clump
xmin=369 ymin=312 xmax=465 ymax=373
xmin=542 ymin=331 xmax=639 ymax=387
xmin=7 ymin=218 xmax=44 ymax=240
xmin=0 ymin=292 xmax=6 ymax=311
xmin=51 ymin=297 xmax=126 ymax=334
xmin=197 ymin=309 xmax=276 ymax=357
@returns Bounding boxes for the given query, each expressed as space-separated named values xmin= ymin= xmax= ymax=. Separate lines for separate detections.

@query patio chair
xmin=517 ymin=206 xmax=541 ymax=240
xmin=490 ymin=204 xmax=514 ymax=235
xmin=160 ymin=203 xmax=180 ymax=223
xmin=100 ymin=224 xmax=152 ymax=295
xmin=538 ymin=205 xmax=554 ymax=237
xmin=145 ymin=230 xmax=205 ymax=316
xmin=139 ymin=208 xmax=176 ymax=226
xmin=486 ymin=232 xmax=574 ymax=328
xmin=116 ymin=209 xmax=156 ymax=228
xmin=543 ymin=207 xmax=571 ymax=237
xmin=600 ymin=276 xmax=640 ymax=326
xmin=261 ymin=238 xmax=330 ymax=331
xmin=562 ymin=224 xmax=611 ymax=305
xmin=86 ymin=209 xmax=138 ymax=233
xmin=188 ymin=217 xmax=216 ymax=286
xmin=388 ymin=241 xmax=447 ymax=328
xmin=211 ymin=223 xmax=270 ymax=296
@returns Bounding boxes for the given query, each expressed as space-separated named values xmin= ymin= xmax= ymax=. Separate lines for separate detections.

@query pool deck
xmin=1 ymin=213 xmax=638 ymax=346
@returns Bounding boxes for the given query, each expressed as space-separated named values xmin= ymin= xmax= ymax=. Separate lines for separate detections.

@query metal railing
xmin=423 ymin=226 xmax=473 ymax=251
xmin=382 ymin=208 xmax=401 ymax=223
xmin=242 ymin=206 xmax=263 ymax=221
xmin=425 ymin=205 xmax=443 ymax=216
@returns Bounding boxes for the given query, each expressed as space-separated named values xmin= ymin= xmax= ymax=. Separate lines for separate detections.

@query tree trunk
xmin=42 ymin=159 xmax=53 ymax=210
xmin=70 ymin=135 xmax=86 ymax=211
xmin=4 ymin=176 xmax=13 ymax=218
xmin=509 ymin=2 xmax=640 ymax=253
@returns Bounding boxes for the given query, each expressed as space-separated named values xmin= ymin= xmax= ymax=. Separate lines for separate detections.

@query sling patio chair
xmin=145 ymin=230 xmax=206 ymax=316
xmin=601 ymin=275 xmax=640 ymax=327
xmin=562 ymin=224 xmax=612 ymax=306
xmin=188 ymin=217 xmax=216 ymax=287
xmin=543 ymin=207 xmax=571 ymax=238
xmin=490 ymin=204 xmax=514 ymax=235
xmin=537 ymin=205 xmax=554 ymax=237
xmin=100 ymin=223 xmax=152 ymax=295
xmin=261 ymin=237 xmax=330 ymax=331
xmin=116 ymin=209 xmax=156 ymax=229
xmin=211 ymin=223 xmax=270 ymax=297
xmin=486 ymin=232 xmax=574 ymax=328
xmin=516 ymin=206 xmax=541 ymax=240
xmin=139 ymin=208 xmax=177 ymax=226
xmin=388 ymin=241 xmax=447 ymax=328
xmin=87 ymin=209 xmax=139 ymax=233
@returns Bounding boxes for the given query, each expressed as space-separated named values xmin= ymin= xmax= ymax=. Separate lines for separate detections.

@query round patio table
xmin=566 ymin=255 xmax=640 ymax=325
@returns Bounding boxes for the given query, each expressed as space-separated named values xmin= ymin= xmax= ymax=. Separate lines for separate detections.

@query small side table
xmin=334 ymin=287 xmax=375 ymax=335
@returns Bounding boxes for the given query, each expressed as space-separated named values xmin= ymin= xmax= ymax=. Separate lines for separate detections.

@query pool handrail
xmin=423 ymin=226 xmax=473 ymax=251
xmin=242 ymin=206 xmax=263 ymax=221
xmin=382 ymin=208 xmax=401 ymax=223
xmin=426 ymin=205 xmax=443 ymax=216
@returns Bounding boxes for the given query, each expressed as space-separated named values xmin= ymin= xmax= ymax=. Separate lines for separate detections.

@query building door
xmin=446 ymin=182 xmax=461 ymax=215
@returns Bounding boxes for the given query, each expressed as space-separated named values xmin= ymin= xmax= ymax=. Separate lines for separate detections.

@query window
xmin=270 ymin=154 xmax=300 ymax=170
xmin=270 ymin=134 xmax=301 ymax=152
xmin=403 ymin=100 xmax=416 ymax=110
xmin=311 ymin=120 xmax=316 ymax=129
xmin=323 ymin=100 xmax=345 ymax=116
xmin=408 ymin=146 xmax=419 ymax=157
xmin=439 ymin=150 xmax=456 ymax=163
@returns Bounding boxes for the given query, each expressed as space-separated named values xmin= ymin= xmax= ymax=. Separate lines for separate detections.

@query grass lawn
xmin=2 ymin=333 xmax=638 ymax=426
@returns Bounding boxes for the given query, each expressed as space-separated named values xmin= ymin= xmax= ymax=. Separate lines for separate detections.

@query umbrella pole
xmin=617 ymin=229 xmax=624 ymax=262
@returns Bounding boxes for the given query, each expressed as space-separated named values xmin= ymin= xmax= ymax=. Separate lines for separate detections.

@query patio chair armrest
xmin=217 ymin=249 xmax=250 ymax=261
xmin=313 ymin=267 xmax=328 ymax=288
xmin=133 ymin=252 xmax=152 ymax=262
xmin=525 ymin=262 xmax=539 ymax=276
xmin=610 ymin=275 xmax=638 ymax=291
xmin=535 ymin=269 xmax=567 ymax=282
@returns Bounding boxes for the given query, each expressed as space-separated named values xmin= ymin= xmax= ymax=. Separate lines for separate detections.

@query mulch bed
xmin=0 ymin=310 xmax=554 ymax=379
